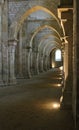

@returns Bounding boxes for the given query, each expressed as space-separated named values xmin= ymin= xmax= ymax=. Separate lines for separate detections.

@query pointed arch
xmin=30 ymin=25 xmax=62 ymax=47
xmin=39 ymin=40 xmax=61 ymax=53
xmin=42 ymin=41 xmax=61 ymax=56
xmin=10 ymin=6 xmax=62 ymax=39
xmin=19 ymin=6 xmax=60 ymax=26
xmin=38 ymin=34 xmax=62 ymax=50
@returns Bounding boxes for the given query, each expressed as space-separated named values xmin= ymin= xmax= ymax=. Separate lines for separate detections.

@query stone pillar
xmin=73 ymin=0 xmax=78 ymax=127
xmin=40 ymin=53 xmax=43 ymax=72
xmin=0 ymin=3 xmax=2 ymax=41
xmin=2 ymin=43 xmax=8 ymax=85
xmin=2 ymin=0 xmax=8 ymax=41
xmin=8 ymin=40 xmax=17 ymax=84
xmin=63 ymin=43 xmax=68 ymax=80
xmin=43 ymin=55 xmax=47 ymax=71
xmin=18 ymin=27 xmax=23 ymax=78
xmin=0 ymin=44 xmax=3 ymax=85
xmin=0 ymin=0 xmax=8 ymax=86
xmin=46 ymin=55 xmax=50 ymax=70
xmin=44 ymin=54 xmax=50 ymax=71
xmin=30 ymin=50 xmax=39 ymax=75
xmin=47 ymin=55 xmax=50 ymax=69
xmin=0 ymin=3 xmax=3 ymax=85
xmin=26 ymin=46 xmax=32 ymax=78
xmin=34 ymin=50 xmax=39 ymax=75
xmin=36 ymin=51 xmax=39 ymax=74
xmin=30 ymin=50 xmax=33 ymax=75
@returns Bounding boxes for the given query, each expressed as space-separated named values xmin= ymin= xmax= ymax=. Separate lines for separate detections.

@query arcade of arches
xmin=0 ymin=0 xmax=79 ymax=129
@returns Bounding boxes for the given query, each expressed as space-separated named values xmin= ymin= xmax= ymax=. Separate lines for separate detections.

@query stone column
xmin=26 ymin=46 xmax=32 ymax=78
xmin=63 ymin=43 xmax=68 ymax=80
xmin=0 ymin=4 xmax=2 ymax=83
xmin=2 ymin=43 xmax=8 ymax=85
xmin=46 ymin=55 xmax=50 ymax=70
xmin=8 ymin=40 xmax=17 ymax=84
xmin=0 ymin=0 xmax=8 ymax=86
xmin=44 ymin=55 xmax=48 ymax=71
xmin=47 ymin=55 xmax=50 ymax=70
xmin=0 ymin=2 xmax=3 ymax=85
xmin=35 ymin=51 xmax=39 ymax=74
xmin=30 ymin=49 xmax=33 ymax=75
xmin=0 ymin=44 xmax=3 ymax=85
xmin=43 ymin=55 xmax=47 ymax=71
xmin=73 ymin=0 xmax=77 ymax=127
xmin=40 ymin=53 xmax=43 ymax=72
xmin=0 ymin=3 xmax=2 ymax=41
xmin=2 ymin=0 xmax=8 ymax=41
xmin=18 ymin=27 xmax=23 ymax=78
xmin=30 ymin=50 xmax=39 ymax=75
xmin=34 ymin=50 xmax=39 ymax=75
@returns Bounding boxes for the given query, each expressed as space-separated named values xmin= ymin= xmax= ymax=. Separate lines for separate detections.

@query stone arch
xmin=43 ymin=45 xmax=59 ymax=70
xmin=46 ymin=46 xmax=61 ymax=56
xmin=10 ymin=6 xmax=61 ymax=39
xmin=40 ymin=40 xmax=61 ymax=54
xmin=42 ymin=41 xmax=61 ymax=55
xmin=38 ymin=35 xmax=62 ymax=51
xmin=30 ymin=25 xmax=62 ymax=47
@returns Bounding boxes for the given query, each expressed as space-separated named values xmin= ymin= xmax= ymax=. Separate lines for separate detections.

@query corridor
xmin=0 ymin=69 xmax=74 ymax=130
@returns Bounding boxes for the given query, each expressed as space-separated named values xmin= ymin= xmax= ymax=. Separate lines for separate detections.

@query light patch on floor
xmin=36 ymin=101 xmax=61 ymax=110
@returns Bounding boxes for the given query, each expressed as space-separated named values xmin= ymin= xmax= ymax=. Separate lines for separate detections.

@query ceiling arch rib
xmin=39 ymin=40 xmax=61 ymax=53
xmin=30 ymin=25 xmax=62 ymax=47
xmin=19 ymin=6 xmax=60 ymax=25
xmin=39 ymin=34 xmax=61 ymax=43
xmin=10 ymin=6 xmax=63 ymax=39
xmin=43 ymin=45 xmax=56 ymax=56
xmin=41 ymin=42 xmax=61 ymax=57
xmin=38 ymin=34 xmax=62 ymax=51
xmin=46 ymin=45 xmax=61 ymax=56
xmin=42 ymin=41 xmax=61 ymax=55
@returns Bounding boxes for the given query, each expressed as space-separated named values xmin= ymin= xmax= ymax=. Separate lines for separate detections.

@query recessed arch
xmin=39 ymin=34 xmax=61 ymax=43
xmin=30 ymin=25 xmax=62 ymax=47
xmin=38 ymin=34 xmax=62 ymax=50
xmin=43 ymin=41 xmax=61 ymax=54
xmin=47 ymin=46 xmax=61 ymax=56
xmin=40 ymin=40 xmax=61 ymax=53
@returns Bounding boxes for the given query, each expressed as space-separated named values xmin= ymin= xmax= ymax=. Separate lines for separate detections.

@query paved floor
xmin=0 ymin=69 xmax=75 ymax=130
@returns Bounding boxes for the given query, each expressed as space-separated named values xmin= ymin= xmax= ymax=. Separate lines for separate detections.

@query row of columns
xmin=0 ymin=1 xmax=16 ymax=86
xmin=15 ymin=42 xmax=51 ymax=79
xmin=0 ymin=1 xmax=9 ymax=86
xmin=0 ymin=38 xmax=52 ymax=86
xmin=0 ymin=1 xmax=63 ymax=87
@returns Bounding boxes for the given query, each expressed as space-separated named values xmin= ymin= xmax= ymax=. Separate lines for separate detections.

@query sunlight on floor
xmin=36 ymin=101 xmax=61 ymax=110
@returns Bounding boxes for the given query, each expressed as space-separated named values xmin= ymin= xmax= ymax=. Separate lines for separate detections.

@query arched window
xmin=55 ymin=49 xmax=61 ymax=61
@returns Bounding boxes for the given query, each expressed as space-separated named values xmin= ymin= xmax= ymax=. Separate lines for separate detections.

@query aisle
xmin=0 ymin=69 xmax=75 ymax=130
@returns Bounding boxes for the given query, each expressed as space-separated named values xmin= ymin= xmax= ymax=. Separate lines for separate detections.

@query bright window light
xmin=55 ymin=49 xmax=61 ymax=61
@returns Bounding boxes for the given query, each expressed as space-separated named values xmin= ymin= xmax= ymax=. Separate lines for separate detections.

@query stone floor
xmin=0 ymin=69 xmax=75 ymax=130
